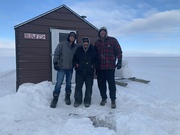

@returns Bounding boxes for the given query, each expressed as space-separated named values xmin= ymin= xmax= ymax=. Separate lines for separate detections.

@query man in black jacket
xmin=73 ymin=37 xmax=99 ymax=107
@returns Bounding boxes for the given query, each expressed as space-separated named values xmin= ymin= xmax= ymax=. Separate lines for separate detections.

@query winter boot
xmin=84 ymin=103 xmax=91 ymax=108
xmin=65 ymin=91 xmax=71 ymax=105
xmin=111 ymin=100 xmax=116 ymax=109
xmin=74 ymin=102 xmax=81 ymax=107
xmin=100 ymin=99 xmax=107 ymax=106
xmin=50 ymin=93 xmax=59 ymax=108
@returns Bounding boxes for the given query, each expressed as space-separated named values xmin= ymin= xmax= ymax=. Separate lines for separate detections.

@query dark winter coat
xmin=73 ymin=44 xmax=99 ymax=76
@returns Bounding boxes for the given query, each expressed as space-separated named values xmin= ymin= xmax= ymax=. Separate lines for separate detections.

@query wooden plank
xmin=115 ymin=81 xmax=128 ymax=87
xmin=128 ymin=77 xmax=150 ymax=84
xmin=115 ymin=76 xmax=150 ymax=84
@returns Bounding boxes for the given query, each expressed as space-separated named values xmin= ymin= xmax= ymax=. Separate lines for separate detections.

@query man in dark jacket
xmin=95 ymin=27 xmax=123 ymax=109
xmin=73 ymin=37 xmax=99 ymax=107
xmin=50 ymin=32 xmax=78 ymax=108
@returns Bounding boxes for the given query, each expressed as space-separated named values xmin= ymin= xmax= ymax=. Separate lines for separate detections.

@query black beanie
xmin=82 ymin=37 xmax=90 ymax=43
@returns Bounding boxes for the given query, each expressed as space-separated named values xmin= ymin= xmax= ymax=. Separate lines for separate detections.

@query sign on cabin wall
xmin=24 ymin=33 xmax=46 ymax=40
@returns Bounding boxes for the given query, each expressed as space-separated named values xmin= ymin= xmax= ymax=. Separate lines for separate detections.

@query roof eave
xmin=14 ymin=4 xmax=98 ymax=31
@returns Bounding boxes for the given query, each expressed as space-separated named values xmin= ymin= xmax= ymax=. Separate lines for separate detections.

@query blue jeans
xmin=53 ymin=69 xmax=73 ymax=94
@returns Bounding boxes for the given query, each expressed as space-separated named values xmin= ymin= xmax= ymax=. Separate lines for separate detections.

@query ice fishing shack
xmin=14 ymin=4 xmax=98 ymax=90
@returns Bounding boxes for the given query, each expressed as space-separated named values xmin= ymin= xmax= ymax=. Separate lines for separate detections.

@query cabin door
xmin=50 ymin=29 xmax=76 ymax=84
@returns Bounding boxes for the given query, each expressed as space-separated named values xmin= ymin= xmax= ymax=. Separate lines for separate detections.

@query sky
xmin=1 ymin=0 xmax=180 ymax=57
xmin=0 ymin=57 xmax=180 ymax=134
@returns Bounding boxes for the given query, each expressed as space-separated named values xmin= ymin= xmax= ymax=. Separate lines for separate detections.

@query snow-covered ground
xmin=0 ymin=57 xmax=180 ymax=135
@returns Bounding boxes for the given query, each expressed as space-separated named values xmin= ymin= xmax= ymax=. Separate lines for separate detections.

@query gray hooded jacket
xmin=53 ymin=40 xmax=78 ymax=69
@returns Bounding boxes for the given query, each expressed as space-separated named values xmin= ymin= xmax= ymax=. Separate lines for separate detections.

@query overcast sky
xmin=1 ymin=0 xmax=180 ymax=56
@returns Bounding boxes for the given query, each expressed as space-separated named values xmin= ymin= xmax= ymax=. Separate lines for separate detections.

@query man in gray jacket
xmin=50 ymin=32 xmax=78 ymax=108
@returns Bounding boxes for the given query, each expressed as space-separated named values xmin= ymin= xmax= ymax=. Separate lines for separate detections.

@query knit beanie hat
xmin=82 ymin=37 xmax=90 ymax=43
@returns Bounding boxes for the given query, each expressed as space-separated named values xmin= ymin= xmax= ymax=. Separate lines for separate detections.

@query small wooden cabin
xmin=14 ymin=4 xmax=98 ymax=90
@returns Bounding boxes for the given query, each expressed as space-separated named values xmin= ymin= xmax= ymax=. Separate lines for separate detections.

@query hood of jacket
xmin=82 ymin=37 xmax=90 ymax=52
xmin=67 ymin=32 xmax=77 ymax=41
xmin=98 ymin=27 xmax=108 ymax=38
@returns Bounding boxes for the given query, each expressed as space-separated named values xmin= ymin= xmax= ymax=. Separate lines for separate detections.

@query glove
xmin=116 ymin=58 xmax=122 ymax=70
xmin=74 ymin=64 xmax=79 ymax=70
xmin=54 ymin=62 xmax=59 ymax=71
